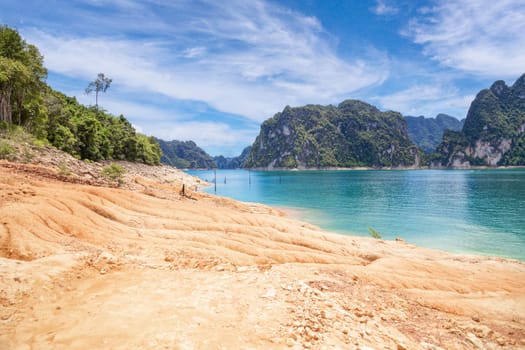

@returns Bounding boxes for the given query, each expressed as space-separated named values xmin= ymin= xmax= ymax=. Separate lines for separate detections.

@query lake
xmin=187 ymin=169 xmax=525 ymax=261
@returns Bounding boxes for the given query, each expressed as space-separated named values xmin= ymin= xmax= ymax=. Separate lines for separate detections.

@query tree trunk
xmin=16 ymin=91 xmax=24 ymax=125
xmin=0 ymin=89 xmax=13 ymax=123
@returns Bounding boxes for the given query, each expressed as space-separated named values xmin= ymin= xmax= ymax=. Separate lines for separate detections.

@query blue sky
xmin=2 ymin=0 xmax=524 ymax=156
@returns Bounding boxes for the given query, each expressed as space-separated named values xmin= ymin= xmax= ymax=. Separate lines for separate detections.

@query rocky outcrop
xmin=245 ymin=100 xmax=421 ymax=169
xmin=435 ymin=73 xmax=525 ymax=167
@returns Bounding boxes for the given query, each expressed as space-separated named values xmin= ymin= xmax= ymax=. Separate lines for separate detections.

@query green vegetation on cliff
xmin=435 ymin=74 xmax=525 ymax=167
xmin=0 ymin=25 xmax=161 ymax=164
xmin=405 ymin=114 xmax=463 ymax=153
xmin=245 ymin=100 xmax=421 ymax=168
xmin=157 ymin=139 xmax=215 ymax=169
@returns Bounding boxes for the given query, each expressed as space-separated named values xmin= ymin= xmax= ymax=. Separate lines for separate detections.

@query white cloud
xmin=23 ymin=0 xmax=389 ymax=123
xmin=144 ymin=121 xmax=257 ymax=156
xmin=373 ymin=83 xmax=474 ymax=118
xmin=406 ymin=0 xmax=525 ymax=78
xmin=372 ymin=0 xmax=399 ymax=16
xmin=182 ymin=47 xmax=206 ymax=58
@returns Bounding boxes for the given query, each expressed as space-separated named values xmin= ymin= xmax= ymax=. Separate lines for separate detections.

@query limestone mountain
xmin=157 ymin=139 xmax=216 ymax=169
xmin=435 ymin=74 xmax=525 ymax=167
xmin=405 ymin=114 xmax=464 ymax=153
xmin=214 ymin=146 xmax=252 ymax=169
xmin=245 ymin=100 xmax=421 ymax=169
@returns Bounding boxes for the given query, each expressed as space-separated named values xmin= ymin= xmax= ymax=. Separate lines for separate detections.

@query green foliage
xmin=0 ymin=140 xmax=14 ymax=160
xmin=245 ymin=100 xmax=421 ymax=168
xmin=0 ymin=25 xmax=47 ymax=126
xmin=0 ymin=26 xmax=161 ymax=166
xmin=101 ymin=163 xmax=125 ymax=184
xmin=405 ymin=114 xmax=463 ymax=153
xmin=157 ymin=139 xmax=215 ymax=168
xmin=368 ymin=227 xmax=382 ymax=239
xmin=436 ymin=74 xmax=525 ymax=166
xmin=500 ymin=133 xmax=525 ymax=165
xmin=85 ymin=73 xmax=112 ymax=110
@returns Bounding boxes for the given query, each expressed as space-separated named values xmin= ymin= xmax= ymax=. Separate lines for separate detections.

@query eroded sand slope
xmin=1 ymin=162 xmax=524 ymax=349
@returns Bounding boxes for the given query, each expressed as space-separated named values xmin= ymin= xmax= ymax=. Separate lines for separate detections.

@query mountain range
xmin=158 ymin=74 xmax=525 ymax=169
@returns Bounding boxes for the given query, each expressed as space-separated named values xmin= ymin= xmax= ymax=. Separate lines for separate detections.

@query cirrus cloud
xmin=406 ymin=0 xmax=525 ymax=78
xmin=23 ymin=0 xmax=389 ymax=123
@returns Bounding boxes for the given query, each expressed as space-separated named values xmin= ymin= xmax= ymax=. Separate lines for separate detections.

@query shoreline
xmin=188 ymin=164 xmax=525 ymax=171
xmin=191 ymin=168 xmax=525 ymax=262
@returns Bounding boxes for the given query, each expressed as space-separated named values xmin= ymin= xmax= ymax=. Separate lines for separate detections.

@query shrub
xmin=57 ymin=161 xmax=71 ymax=176
xmin=0 ymin=141 xmax=15 ymax=160
xmin=101 ymin=163 xmax=125 ymax=185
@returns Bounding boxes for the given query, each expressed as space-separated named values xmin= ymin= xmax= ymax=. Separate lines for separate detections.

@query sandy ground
xmin=1 ymin=161 xmax=524 ymax=350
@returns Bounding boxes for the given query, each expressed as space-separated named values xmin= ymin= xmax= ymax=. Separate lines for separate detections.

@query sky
xmin=1 ymin=0 xmax=524 ymax=156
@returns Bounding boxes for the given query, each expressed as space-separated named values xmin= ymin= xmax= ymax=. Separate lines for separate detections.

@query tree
xmin=85 ymin=73 xmax=112 ymax=110
xmin=0 ymin=26 xmax=46 ymax=126
xmin=0 ymin=57 xmax=30 ymax=123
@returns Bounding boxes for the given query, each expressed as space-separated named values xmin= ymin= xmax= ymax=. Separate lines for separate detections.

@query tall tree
xmin=0 ymin=26 xmax=46 ymax=125
xmin=85 ymin=73 xmax=112 ymax=111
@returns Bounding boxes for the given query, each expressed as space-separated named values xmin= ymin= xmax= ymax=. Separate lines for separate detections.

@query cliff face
xmin=245 ymin=100 xmax=421 ymax=169
xmin=405 ymin=114 xmax=464 ymax=153
xmin=436 ymin=74 xmax=525 ymax=167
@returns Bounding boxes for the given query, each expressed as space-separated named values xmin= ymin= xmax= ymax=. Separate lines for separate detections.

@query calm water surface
xmin=187 ymin=169 xmax=525 ymax=260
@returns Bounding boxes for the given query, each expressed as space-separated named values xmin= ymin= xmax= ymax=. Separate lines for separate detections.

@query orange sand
xmin=1 ymin=162 xmax=524 ymax=349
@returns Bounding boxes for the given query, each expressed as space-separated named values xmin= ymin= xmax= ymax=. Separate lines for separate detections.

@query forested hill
xmin=405 ymin=114 xmax=464 ymax=153
xmin=435 ymin=73 xmax=525 ymax=167
xmin=245 ymin=100 xmax=421 ymax=169
xmin=0 ymin=25 xmax=161 ymax=164
xmin=157 ymin=139 xmax=215 ymax=169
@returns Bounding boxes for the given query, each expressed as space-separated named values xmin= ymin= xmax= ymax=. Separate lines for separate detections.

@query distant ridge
xmin=157 ymin=139 xmax=216 ymax=169
xmin=405 ymin=114 xmax=464 ymax=153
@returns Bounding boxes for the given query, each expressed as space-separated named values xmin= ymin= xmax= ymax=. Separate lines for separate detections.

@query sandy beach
xmin=1 ymin=160 xmax=524 ymax=349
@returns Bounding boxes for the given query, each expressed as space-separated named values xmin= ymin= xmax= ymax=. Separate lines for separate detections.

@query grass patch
xmin=368 ymin=227 xmax=382 ymax=239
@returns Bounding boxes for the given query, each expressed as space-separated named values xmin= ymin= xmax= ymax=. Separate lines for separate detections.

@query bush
xmin=101 ymin=163 xmax=125 ymax=185
xmin=0 ymin=141 xmax=15 ymax=160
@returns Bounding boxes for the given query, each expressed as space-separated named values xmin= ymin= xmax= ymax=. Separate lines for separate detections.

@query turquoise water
xmin=187 ymin=169 xmax=525 ymax=260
